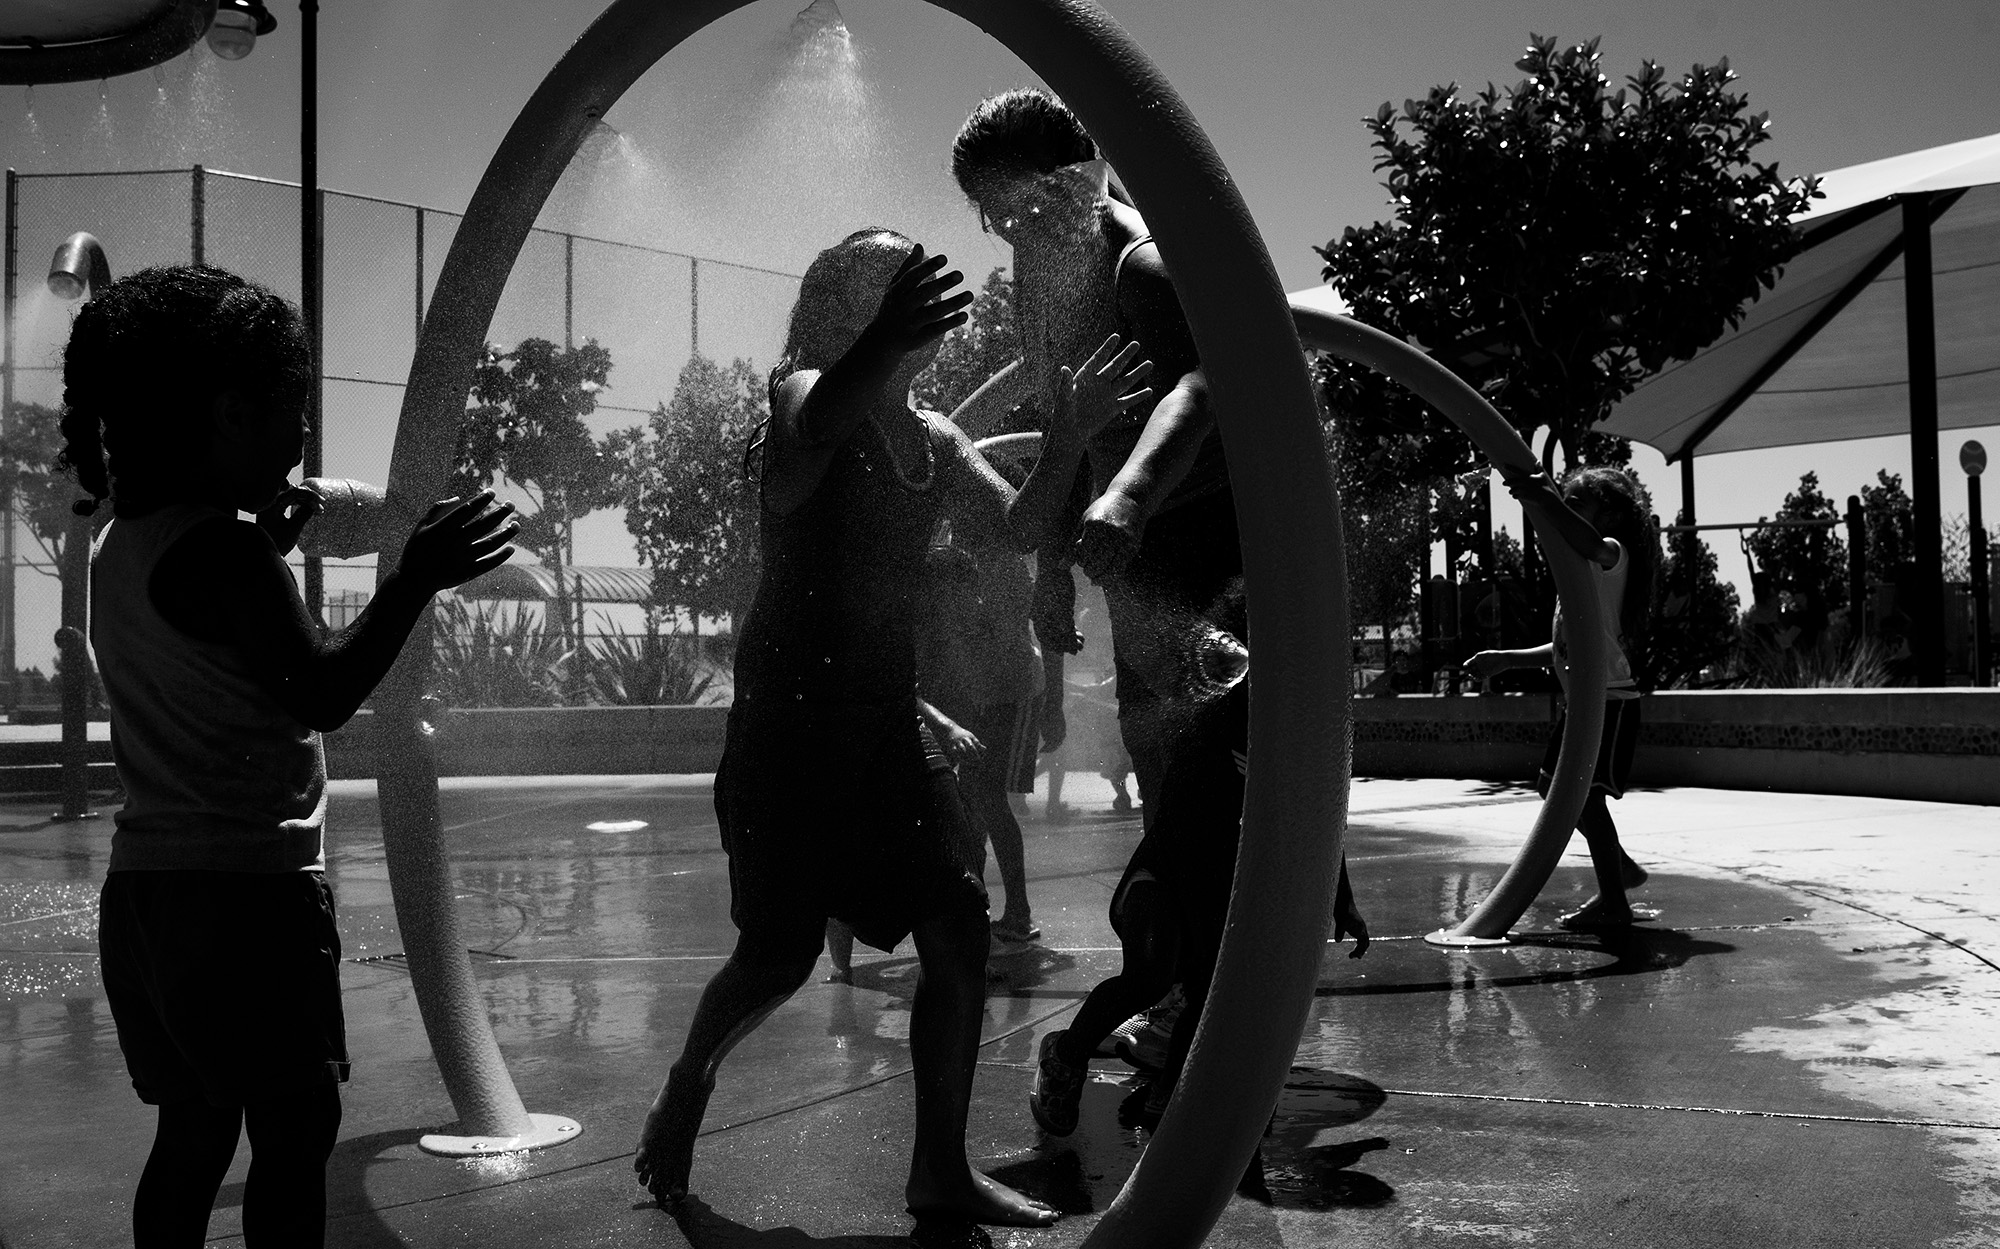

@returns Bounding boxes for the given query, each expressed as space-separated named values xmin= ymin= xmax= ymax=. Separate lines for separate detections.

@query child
xmin=631 ymin=229 xmax=1150 ymax=1228
xmin=916 ymin=534 xmax=1045 ymax=946
xmin=1464 ymin=464 xmax=1657 ymax=930
xmin=71 ymin=265 xmax=518 ymax=1248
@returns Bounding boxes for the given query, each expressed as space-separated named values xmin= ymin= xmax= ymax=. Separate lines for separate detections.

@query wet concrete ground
xmin=2 ymin=771 xmax=1995 ymax=1247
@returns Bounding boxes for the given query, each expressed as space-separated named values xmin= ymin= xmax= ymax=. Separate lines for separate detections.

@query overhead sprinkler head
xmin=47 ymin=232 xmax=110 ymax=301
xmin=207 ymin=0 xmax=277 ymax=61
xmin=795 ymin=0 xmax=848 ymax=34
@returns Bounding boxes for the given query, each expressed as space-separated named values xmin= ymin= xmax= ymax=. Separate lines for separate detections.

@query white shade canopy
xmin=1599 ymin=131 xmax=2000 ymax=461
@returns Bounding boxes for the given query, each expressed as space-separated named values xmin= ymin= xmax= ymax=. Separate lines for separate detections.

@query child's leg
xmin=634 ymin=941 xmax=818 ymax=1202
xmin=1054 ymin=878 xmax=1179 ymax=1067
xmin=133 ymin=1099 xmax=241 ymax=1249
xmin=240 ymin=1080 xmax=341 ymax=1248
xmin=824 ymin=919 xmax=855 ymax=983
xmin=1562 ymin=793 xmax=1635 ymax=926
xmin=965 ymin=780 xmax=1031 ymax=927
xmin=903 ymin=900 xmax=1057 ymax=1227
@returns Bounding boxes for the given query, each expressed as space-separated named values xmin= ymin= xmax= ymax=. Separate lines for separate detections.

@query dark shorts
xmin=1538 ymin=697 xmax=1642 ymax=800
xmin=717 ymin=701 xmax=988 ymax=964
xmin=98 ymin=869 xmax=350 ymax=1107
xmin=957 ymin=698 xmax=1042 ymax=795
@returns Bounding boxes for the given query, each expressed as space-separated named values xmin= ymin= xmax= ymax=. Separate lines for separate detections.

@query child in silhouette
xmin=72 ymin=265 xmax=517 ymax=1248
xmin=1465 ymin=465 xmax=1656 ymax=929
xmin=632 ymin=229 xmax=1149 ymax=1228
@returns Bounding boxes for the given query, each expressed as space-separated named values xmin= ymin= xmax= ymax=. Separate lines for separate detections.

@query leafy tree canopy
xmin=618 ymin=354 xmax=766 ymax=630
xmin=453 ymin=337 xmax=618 ymax=568
xmin=0 ymin=402 xmax=88 ymax=572
xmin=1317 ymin=34 xmax=1820 ymax=468
xmin=913 ymin=267 xmax=1023 ymax=425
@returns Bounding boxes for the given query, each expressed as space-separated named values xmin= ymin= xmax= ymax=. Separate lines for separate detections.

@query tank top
xmin=1552 ymin=538 xmax=1639 ymax=701
xmin=92 ymin=504 xmax=328 ymax=872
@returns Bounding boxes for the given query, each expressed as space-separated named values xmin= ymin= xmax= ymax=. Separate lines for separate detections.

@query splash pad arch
xmin=375 ymin=0 xmax=1607 ymax=1236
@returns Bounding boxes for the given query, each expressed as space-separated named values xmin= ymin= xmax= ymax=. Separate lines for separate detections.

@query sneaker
xmin=1028 ymin=1031 xmax=1086 ymax=1136
xmin=1111 ymin=987 xmax=1185 ymax=1072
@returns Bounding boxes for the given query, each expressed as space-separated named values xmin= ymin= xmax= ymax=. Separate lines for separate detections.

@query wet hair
xmin=951 ymin=89 xmax=1096 ymax=204
xmin=1560 ymin=465 xmax=1659 ymax=656
xmin=60 ymin=264 xmax=308 ymax=514
xmin=746 ymin=229 xmax=916 ymax=481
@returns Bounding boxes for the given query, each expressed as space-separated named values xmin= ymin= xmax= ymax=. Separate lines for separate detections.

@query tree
xmin=1316 ymin=34 xmax=1819 ymax=469
xmin=619 ymin=354 xmax=766 ymax=633
xmin=1651 ymin=526 xmax=1740 ymax=688
xmin=0 ymin=402 xmax=88 ymax=577
xmin=1745 ymin=471 xmax=1846 ymax=650
xmin=912 ymin=267 xmax=1028 ymax=428
xmin=452 ymin=337 xmax=620 ymax=641
xmin=1859 ymin=469 xmax=1915 ymax=585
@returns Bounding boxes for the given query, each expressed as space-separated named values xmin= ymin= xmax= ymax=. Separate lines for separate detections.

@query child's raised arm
xmin=152 ymin=492 xmax=518 ymax=731
xmin=1497 ymin=464 xmax=1619 ymax=569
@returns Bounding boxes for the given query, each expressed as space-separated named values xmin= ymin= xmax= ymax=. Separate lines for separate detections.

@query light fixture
xmin=47 ymin=232 xmax=110 ymax=300
xmin=206 ymin=0 xmax=277 ymax=61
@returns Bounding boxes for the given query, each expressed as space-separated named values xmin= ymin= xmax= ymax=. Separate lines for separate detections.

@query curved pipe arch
xmin=1287 ymin=308 xmax=1609 ymax=944
xmin=383 ymin=0 xmax=1346 ymax=1236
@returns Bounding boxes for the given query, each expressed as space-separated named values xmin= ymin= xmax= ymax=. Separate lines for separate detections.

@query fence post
xmin=303 ymin=185 xmax=325 ymax=623
xmin=563 ymin=231 xmax=574 ymax=350
xmin=2 ymin=168 xmax=16 ymax=698
xmin=689 ymin=255 xmax=698 ymax=357
xmin=190 ymin=165 xmax=204 ymax=265
xmin=414 ymin=205 xmax=425 ymax=340
xmin=1846 ymin=495 xmax=1866 ymax=634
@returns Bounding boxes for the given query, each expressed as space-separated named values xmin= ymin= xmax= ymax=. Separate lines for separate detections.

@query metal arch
xmin=381 ymin=0 xmax=1347 ymax=1238
xmin=1287 ymin=307 xmax=1610 ymax=947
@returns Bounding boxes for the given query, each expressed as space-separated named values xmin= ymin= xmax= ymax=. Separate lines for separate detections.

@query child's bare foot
xmin=1559 ymin=896 xmax=1634 ymax=931
xmin=907 ymin=1159 xmax=1060 ymax=1227
xmin=633 ymin=1067 xmax=712 ymax=1204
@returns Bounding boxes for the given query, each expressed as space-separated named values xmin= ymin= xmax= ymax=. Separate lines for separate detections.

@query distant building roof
xmin=456 ymin=564 xmax=653 ymax=604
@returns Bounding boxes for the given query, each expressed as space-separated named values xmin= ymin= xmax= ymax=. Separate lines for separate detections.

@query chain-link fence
xmin=1 ymin=166 xmax=801 ymax=708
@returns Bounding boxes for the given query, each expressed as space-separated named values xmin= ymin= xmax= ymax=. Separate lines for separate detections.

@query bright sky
xmin=6 ymin=0 xmax=2000 ymax=608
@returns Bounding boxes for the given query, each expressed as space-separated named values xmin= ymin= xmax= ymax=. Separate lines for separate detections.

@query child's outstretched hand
xmin=1462 ymin=649 xmax=1510 ymax=681
xmin=255 ymin=484 xmax=325 ymax=556
xmin=860 ymin=245 xmax=972 ymax=361
xmin=1053 ymin=333 xmax=1153 ymax=445
xmin=395 ymin=491 xmax=519 ymax=594
xmin=1496 ymin=461 xmax=1561 ymax=508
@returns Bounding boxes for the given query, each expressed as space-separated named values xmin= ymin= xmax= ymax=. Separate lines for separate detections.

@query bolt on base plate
xmin=418 ymin=1112 xmax=582 ymax=1157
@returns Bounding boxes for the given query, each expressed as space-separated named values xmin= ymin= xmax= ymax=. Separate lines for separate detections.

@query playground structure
xmin=367 ymin=0 xmax=1613 ymax=1242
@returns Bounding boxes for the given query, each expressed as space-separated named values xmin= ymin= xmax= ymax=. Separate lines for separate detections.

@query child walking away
xmin=631 ymin=230 xmax=1150 ymax=1230
xmin=70 ymin=265 xmax=518 ymax=1248
xmin=1464 ymin=465 xmax=1657 ymax=930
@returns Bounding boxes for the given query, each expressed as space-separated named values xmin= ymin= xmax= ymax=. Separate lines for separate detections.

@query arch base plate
xmin=1423 ymin=928 xmax=1516 ymax=948
xmin=418 ymin=1113 xmax=582 ymax=1157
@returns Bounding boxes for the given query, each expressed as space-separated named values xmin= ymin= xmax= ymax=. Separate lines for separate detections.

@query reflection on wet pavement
xmin=2 ymin=775 xmax=1996 ymax=1247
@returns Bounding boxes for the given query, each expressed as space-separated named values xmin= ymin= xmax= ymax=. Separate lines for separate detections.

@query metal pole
xmin=190 ymin=164 xmax=204 ymax=265
xmin=1679 ymin=454 xmax=1695 ymax=525
xmin=1965 ymin=442 xmax=1990 ymax=686
xmin=301 ymin=0 xmax=324 ymax=624
xmin=414 ymin=206 xmax=425 ymax=340
xmin=1902 ymin=193 xmax=1943 ymax=684
xmin=2 ymin=169 xmax=16 ymax=699
xmin=689 ymin=255 xmax=698 ymax=357
xmin=1846 ymin=494 xmax=1866 ymax=636
xmin=563 ymin=232 xmax=574 ymax=350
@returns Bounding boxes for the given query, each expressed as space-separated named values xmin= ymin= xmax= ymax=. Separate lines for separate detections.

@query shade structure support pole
xmin=1903 ymin=192 xmax=1943 ymax=685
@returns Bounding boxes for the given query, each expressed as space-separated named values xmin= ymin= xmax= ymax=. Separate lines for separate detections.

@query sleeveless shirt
xmin=92 ymin=505 xmax=328 ymax=872
xmin=1552 ymin=537 xmax=1639 ymax=700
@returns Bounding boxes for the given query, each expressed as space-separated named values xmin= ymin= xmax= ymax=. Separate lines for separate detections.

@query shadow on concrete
xmin=665 ymin=1195 xmax=926 ymax=1247
xmin=1318 ymin=927 xmax=1734 ymax=997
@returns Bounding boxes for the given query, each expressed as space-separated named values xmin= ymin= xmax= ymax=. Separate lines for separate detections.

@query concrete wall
xmin=34 ymin=690 xmax=1991 ymax=806
xmin=1354 ymin=689 xmax=2000 ymax=806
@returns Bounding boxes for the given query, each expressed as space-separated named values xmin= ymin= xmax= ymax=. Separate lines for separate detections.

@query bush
xmin=581 ymin=632 xmax=718 ymax=706
xmin=429 ymin=596 xmax=574 ymax=709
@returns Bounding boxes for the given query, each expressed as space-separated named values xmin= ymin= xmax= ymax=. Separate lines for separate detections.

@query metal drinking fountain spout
xmin=47 ymin=232 xmax=110 ymax=300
